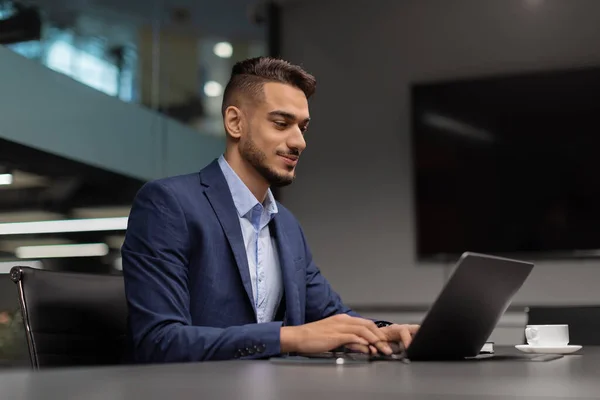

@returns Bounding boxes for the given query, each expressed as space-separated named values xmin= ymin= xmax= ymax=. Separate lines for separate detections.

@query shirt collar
xmin=218 ymin=155 xmax=278 ymax=219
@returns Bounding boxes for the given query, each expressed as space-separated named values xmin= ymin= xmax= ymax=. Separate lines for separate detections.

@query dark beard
xmin=241 ymin=135 xmax=296 ymax=187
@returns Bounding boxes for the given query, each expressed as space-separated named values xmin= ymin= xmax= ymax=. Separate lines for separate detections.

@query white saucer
xmin=515 ymin=344 xmax=582 ymax=354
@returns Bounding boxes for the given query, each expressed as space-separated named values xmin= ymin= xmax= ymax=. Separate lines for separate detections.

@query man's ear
xmin=224 ymin=106 xmax=243 ymax=139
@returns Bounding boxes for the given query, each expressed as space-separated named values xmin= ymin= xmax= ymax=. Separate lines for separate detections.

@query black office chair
xmin=525 ymin=306 xmax=600 ymax=346
xmin=10 ymin=266 xmax=128 ymax=369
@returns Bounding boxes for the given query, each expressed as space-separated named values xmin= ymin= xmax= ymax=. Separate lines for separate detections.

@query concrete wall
xmin=279 ymin=0 xmax=600 ymax=313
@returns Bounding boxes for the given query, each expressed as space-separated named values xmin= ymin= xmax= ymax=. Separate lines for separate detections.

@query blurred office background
xmin=2 ymin=0 xmax=600 ymax=364
xmin=0 ymin=0 xmax=272 ymax=276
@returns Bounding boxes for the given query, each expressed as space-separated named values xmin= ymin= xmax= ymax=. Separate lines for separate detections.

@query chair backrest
xmin=0 ymin=274 xmax=29 ymax=368
xmin=10 ymin=266 xmax=127 ymax=369
xmin=525 ymin=306 xmax=600 ymax=346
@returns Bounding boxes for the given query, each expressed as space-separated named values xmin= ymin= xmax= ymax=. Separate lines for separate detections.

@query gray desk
xmin=1 ymin=347 xmax=598 ymax=399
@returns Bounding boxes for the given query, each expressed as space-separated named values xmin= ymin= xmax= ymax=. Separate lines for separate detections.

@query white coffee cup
xmin=525 ymin=324 xmax=569 ymax=347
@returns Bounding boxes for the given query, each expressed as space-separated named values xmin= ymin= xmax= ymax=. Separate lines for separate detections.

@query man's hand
xmin=280 ymin=314 xmax=395 ymax=355
xmin=381 ymin=324 xmax=420 ymax=348
xmin=345 ymin=324 xmax=420 ymax=355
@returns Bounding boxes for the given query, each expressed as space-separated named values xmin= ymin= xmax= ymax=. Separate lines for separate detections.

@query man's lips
xmin=279 ymin=154 xmax=299 ymax=165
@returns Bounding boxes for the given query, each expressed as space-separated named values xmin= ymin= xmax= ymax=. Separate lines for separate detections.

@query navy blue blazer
xmin=122 ymin=159 xmax=357 ymax=362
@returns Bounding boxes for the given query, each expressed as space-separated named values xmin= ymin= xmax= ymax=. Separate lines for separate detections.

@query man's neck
xmin=223 ymin=151 xmax=269 ymax=203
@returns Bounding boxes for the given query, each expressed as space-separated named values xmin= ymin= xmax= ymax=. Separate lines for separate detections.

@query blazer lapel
xmin=201 ymin=161 xmax=256 ymax=317
xmin=271 ymin=214 xmax=302 ymax=326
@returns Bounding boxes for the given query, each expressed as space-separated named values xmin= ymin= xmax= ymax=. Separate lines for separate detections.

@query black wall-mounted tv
xmin=411 ymin=66 xmax=600 ymax=261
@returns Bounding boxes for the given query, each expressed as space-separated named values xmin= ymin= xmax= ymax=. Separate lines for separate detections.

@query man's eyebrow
xmin=268 ymin=110 xmax=311 ymax=123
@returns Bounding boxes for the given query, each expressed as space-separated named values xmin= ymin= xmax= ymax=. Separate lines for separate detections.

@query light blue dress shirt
xmin=218 ymin=155 xmax=283 ymax=323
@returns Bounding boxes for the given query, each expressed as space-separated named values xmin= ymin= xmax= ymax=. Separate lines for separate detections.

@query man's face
xmin=239 ymin=82 xmax=310 ymax=187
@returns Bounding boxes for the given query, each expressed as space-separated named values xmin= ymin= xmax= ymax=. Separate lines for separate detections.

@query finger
xmin=388 ymin=341 xmax=404 ymax=354
xmin=343 ymin=344 xmax=382 ymax=355
xmin=342 ymin=325 xmax=381 ymax=344
xmin=354 ymin=318 xmax=389 ymax=342
xmin=340 ymin=334 xmax=369 ymax=347
xmin=359 ymin=325 xmax=388 ymax=344
xmin=351 ymin=326 xmax=392 ymax=354
xmin=372 ymin=341 xmax=393 ymax=355
xmin=380 ymin=324 xmax=417 ymax=343
xmin=398 ymin=327 xmax=413 ymax=348
xmin=408 ymin=324 xmax=420 ymax=335
xmin=345 ymin=343 xmax=371 ymax=354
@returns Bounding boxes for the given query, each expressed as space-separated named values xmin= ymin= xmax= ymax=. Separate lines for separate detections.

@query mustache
xmin=276 ymin=149 xmax=300 ymax=157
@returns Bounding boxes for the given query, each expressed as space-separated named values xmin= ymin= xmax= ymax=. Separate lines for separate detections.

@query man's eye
xmin=274 ymin=121 xmax=288 ymax=128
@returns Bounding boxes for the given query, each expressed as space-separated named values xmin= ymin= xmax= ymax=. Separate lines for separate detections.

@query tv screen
xmin=411 ymin=66 xmax=600 ymax=260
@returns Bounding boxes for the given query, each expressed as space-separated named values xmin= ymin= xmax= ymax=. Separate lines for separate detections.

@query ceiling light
xmin=204 ymin=81 xmax=223 ymax=97
xmin=0 ymin=173 xmax=13 ymax=185
xmin=15 ymin=243 xmax=109 ymax=259
xmin=213 ymin=42 xmax=233 ymax=58
xmin=0 ymin=217 xmax=128 ymax=235
xmin=0 ymin=238 xmax=72 ymax=253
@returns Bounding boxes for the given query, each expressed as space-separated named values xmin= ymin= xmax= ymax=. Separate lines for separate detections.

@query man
xmin=122 ymin=57 xmax=418 ymax=363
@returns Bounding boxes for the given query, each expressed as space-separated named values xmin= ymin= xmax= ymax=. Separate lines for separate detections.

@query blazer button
xmin=247 ymin=347 xmax=256 ymax=355
xmin=256 ymin=344 xmax=266 ymax=353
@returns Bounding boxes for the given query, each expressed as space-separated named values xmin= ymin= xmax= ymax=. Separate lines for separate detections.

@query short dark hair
xmin=221 ymin=57 xmax=316 ymax=116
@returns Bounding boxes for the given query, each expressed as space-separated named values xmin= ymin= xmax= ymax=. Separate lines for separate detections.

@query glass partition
xmin=1 ymin=0 xmax=270 ymax=136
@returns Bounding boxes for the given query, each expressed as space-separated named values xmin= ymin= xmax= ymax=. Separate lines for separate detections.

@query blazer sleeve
xmin=298 ymin=225 xmax=361 ymax=322
xmin=121 ymin=181 xmax=282 ymax=363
